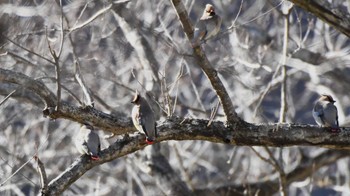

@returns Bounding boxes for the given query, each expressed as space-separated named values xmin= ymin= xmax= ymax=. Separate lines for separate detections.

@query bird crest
xmin=131 ymin=90 xmax=140 ymax=104
xmin=320 ymin=94 xmax=336 ymax=103
xmin=205 ymin=4 xmax=215 ymax=14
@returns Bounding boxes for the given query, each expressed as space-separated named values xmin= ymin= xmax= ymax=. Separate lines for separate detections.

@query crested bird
xmin=131 ymin=92 xmax=157 ymax=144
xmin=75 ymin=124 xmax=101 ymax=160
xmin=192 ymin=4 xmax=222 ymax=47
xmin=313 ymin=94 xmax=339 ymax=132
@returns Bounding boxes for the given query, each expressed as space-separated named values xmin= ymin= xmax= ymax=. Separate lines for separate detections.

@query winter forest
xmin=1 ymin=0 xmax=350 ymax=195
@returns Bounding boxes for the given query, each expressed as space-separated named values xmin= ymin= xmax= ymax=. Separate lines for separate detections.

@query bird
xmin=312 ymin=94 xmax=339 ymax=132
xmin=131 ymin=91 xmax=157 ymax=144
xmin=192 ymin=4 xmax=222 ymax=47
xmin=75 ymin=124 xmax=101 ymax=160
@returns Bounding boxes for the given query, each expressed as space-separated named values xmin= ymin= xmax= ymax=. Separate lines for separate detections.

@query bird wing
xmin=204 ymin=15 xmax=221 ymax=40
xmin=86 ymin=131 xmax=100 ymax=156
xmin=323 ymin=103 xmax=339 ymax=128
xmin=139 ymin=106 xmax=156 ymax=140
xmin=193 ymin=21 xmax=207 ymax=43
xmin=313 ymin=104 xmax=324 ymax=117
xmin=313 ymin=102 xmax=325 ymax=125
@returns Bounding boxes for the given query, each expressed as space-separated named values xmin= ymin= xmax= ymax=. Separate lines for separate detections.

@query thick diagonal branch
xmin=170 ymin=0 xmax=240 ymax=125
xmin=289 ymin=0 xmax=350 ymax=38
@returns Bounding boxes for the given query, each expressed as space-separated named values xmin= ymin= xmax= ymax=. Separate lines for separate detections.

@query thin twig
xmin=232 ymin=0 xmax=244 ymax=26
xmin=2 ymin=34 xmax=55 ymax=64
xmin=227 ymin=1 xmax=285 ymax=30
xmin=69 ymin=4 xmax=113 ymax=32
xmin=173 ymin=143 xmax=194 ymax=191
xmin=45 ymin=26 xmax=62 ymax=111
xmin=36 ymin=77 xmax=83 ymax=105
xmin=56 ymin=0 xmax=65 ymax=58
xmin=184 ymin=61 xmax=206 ymax=111
xmin=74 ymin=62 xmax=94 ymax=107
xmin=253 ymin=64 xmax=282 ymax=118
xmin=279 ymin=2 xmax=292 ymax=123
xmin=249 ymin=147 xmax=276 ymax=166
xmin=62 ymin=13 xmax=93 ymax=107
xmin=0 ymin=134 xmax=50 ymax=187
xmin=207 ymin=101 xmax=219 ymax=127
xmin=0 ymin=90 xmax=16 ymax=107
xmin=160 ymin=74 xmax=172 ymax=117
xmin=0 ymin=157 xmax=35 ymax=187
xmin=131 ymin=69 xmax=167 ymax=114
xmin=263 ymin=147 xmax=288 ymax=196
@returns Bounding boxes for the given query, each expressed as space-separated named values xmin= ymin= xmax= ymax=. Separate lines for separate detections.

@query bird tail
xmin=91 ymin=155 xmax=100 ymax=160
xmin=145 ymin=138 xmax=155 ymax=145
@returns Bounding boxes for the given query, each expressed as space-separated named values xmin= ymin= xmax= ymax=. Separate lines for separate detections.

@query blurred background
xmin=1 ymin=0 xmax=350 ymax=195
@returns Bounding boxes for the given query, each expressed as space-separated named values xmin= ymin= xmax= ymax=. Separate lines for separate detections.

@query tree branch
xmin=2 ymin=68 xmax=350 ymax=149
xmin=43 ymin=116 xmax=350 ymax=195
xmin=289 ymin=0 xmax=350 ymax=38
xmin=170 ymin=0 xmax=240 ymax=125
xmin=0 ymin=68 xmax=56 ymax=108
xmin=2 ymin=68 xmax=350 ymax=195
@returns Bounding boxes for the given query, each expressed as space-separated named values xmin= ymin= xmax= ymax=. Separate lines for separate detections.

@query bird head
xmin=320 ymin=94 xmax=336 ymax=103
xmin=205 ymin=4 xmax=215 ymax=15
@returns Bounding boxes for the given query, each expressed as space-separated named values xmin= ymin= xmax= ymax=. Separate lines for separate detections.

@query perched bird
xmin=131 ymin=92 xmax=157 ymax=144
xmin=192 ymin=4 xmax=222 ymax=47
xmin=313 ymin=94 xmax=339 ymax=132
xmin=75 ymin=124 xmax=101 ymax=160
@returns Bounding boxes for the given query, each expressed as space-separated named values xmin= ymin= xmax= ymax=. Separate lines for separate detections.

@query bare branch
xmin=35 ymin=156 xmax=48 ymax=194
xmin=0 ymin=68 xmax=56 ymax=107
xmin=69 ymin=4 xmax=113 ymax=32
xmin=0 ymin=156 xmax=35 ymax=187
xmin=263 ymin=147 xmax=288 ymax=196
xmin=43 ymin=119 xmax=350 ymax=195
xmin=0 ymin=89 xmax=16 ymax=107
xmin=56 ymin=0 xmax=64 ymax=59
xmin=111 ymin=3 xmax=161 ymax=89
xmin=2 ymin=34 xmax=55 ymax=65
xmin=170 ymin=0 xmax=240 ymax=125
xmin=74 ymin=62 xmax=94 ymax=107
xmin=279 ymin=2 xmax=293 ymax=123
xmin=45 ymin=27 xmax=62 ymax=111
xmin=289 ymin=0 xmax=350 ymax=38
